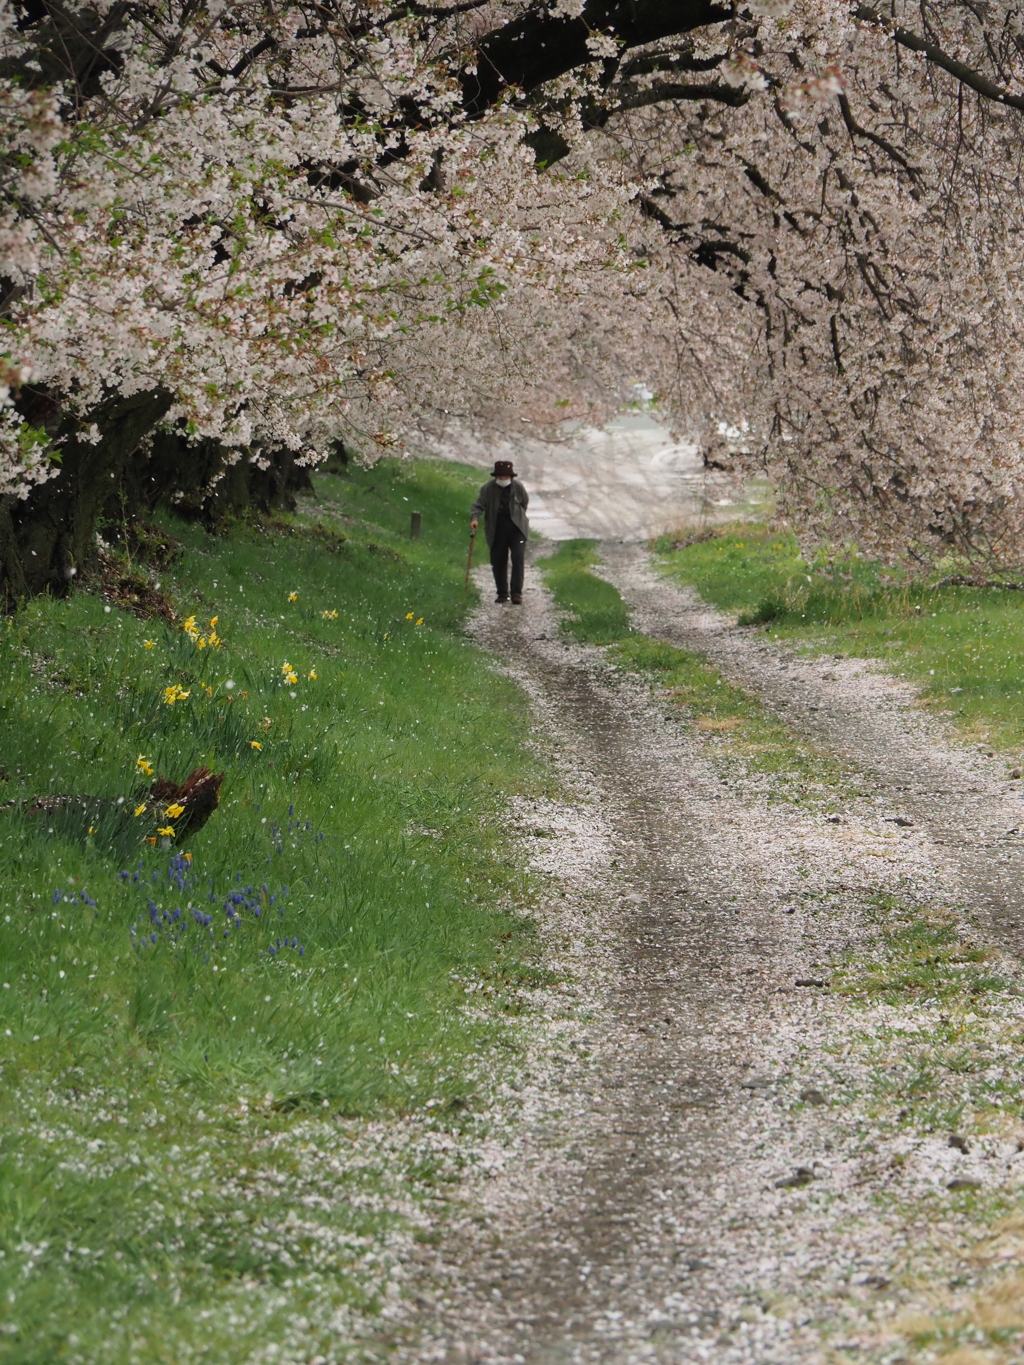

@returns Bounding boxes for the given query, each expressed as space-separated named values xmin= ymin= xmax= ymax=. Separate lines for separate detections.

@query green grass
xmin=0 ymin=459 xmax=546 ymax=1363
xmin=538 ymin=540 xmax=634 ymax=643
xmin=541 ymin=540 xmax=848 ymax=803
xmin=832 ymin=894 xmax=1006 ymax=1011
xmin=655 ymin=524 xmax=1024 ymax=754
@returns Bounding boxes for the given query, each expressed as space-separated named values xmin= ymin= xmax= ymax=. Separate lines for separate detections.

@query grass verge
xmin=536 ymin=539 xmax=633 ymax=644
xmin=0 ymin=458 xmax=545 ymax=1363
xmin=655 ymin=525 xmax=1024 ymax=756
xmin=540 ymin=539 xmax=850 ymax=805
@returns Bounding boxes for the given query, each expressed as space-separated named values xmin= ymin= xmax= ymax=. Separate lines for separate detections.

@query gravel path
xmin=596 ymin=542 xmax=1024 ymax=952
xmin=395 ymin=546 xmax=1024 ymax=1365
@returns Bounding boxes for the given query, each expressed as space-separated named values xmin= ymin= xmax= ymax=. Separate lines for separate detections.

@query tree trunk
xmin=1 ymin=391 xmax=317 ymax=609
xmin=136 ymin=435 xmax=312 ymax=522
xmin=0 ymin=389 xmax=173 ymax=607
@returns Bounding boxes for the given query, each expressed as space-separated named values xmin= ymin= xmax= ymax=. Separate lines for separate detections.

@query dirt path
xmin=394 ymin=543 xmax=1024 ymax=1365
xmin=596 ymin=542 xmax=1024 ymax=953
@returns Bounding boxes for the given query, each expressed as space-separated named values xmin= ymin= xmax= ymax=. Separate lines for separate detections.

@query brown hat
xmin=492 ymin=459 xmax=515 ymax=478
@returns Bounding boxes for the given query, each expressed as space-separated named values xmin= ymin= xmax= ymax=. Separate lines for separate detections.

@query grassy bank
xmin=540 ymin=540 xmax=847 ymax=804
xmin=0 ymin=459 xmax=542 ymax=1363
xmin=655 ymin=526 xmax=1024 ymax=754
xmin=536 ymin=540 xmax=634 ymax=644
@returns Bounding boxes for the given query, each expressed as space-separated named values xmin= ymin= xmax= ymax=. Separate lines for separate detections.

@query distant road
xmin=445 ymin=413 xmax=767 ymax=541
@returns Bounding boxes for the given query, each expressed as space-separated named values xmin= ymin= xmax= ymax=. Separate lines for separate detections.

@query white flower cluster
xmin=0 ymin=1 xmax=639 ymax=498
xmin=590 ymin=0 xmax=1024 ymax=570
xmin=2 ymin=0 xmax=1024 ymax=568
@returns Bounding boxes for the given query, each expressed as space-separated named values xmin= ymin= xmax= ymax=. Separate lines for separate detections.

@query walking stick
xmin=463 ymin=528 xmax=476 ymax=593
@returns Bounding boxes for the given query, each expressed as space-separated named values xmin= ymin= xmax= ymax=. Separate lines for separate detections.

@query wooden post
xmin=410 ymin=510 xmax=422 ymax=539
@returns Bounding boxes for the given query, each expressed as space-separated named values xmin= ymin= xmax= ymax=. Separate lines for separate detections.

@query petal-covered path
xmin=596 ymin=543 xmax=1024 ymax=954
xmin=395 ymin=544 xmax=1024 ymax=1365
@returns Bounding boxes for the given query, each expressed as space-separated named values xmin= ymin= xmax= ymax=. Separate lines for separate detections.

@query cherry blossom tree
xmin=597 ymin=0 xmax=1024 ymax=573
xmin=4 ymin=0 xmax=1024 ymax=598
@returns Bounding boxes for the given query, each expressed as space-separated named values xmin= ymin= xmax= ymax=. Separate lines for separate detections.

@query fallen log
xmin=17 ymin=767 xmax=224 ymax=846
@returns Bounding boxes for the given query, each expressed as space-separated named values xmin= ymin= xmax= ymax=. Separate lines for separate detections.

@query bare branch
xmin=837 ymin=91 xmax=920 ymax=178
xmin=854 ymin=4 xmax=1024 ymax=112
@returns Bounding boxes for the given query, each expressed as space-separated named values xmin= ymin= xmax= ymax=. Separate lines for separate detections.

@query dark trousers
xmin=490 ymin=519 xmax=526 ymax=597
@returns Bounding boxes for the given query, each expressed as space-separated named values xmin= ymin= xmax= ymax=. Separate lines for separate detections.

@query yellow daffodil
xmin=405 ymin=612 xmax=414 ymax=620
xmin=88 ymin=826 xmax=95 ymax=835
xmin=157 ymin=825 xmax=175 ymax=838
xmin=165 ymin=802 xmax=185 ymax=818
xmin=203 ymin=684 xmax=212 ymax=697
xmin=136 ymin=755 xmax=154 ymax=776
xmin=415 ymin=617 xmax=423 ymax=626
xmin=181 ymin=612 xmax=221 ymax=650
xmin=249 ymin=740 xmax=262 ymax=750
xmin=133 ymin=803 xmax=147 ymax=817
xmin=308 ymin=669 xmax=317 ymax=680
xmin=143 ymin=639 xmax=155 ymax=649
xmin=322 ymin=609 xmax=338 ymax=620
xmin=163 ymin=684 xmax=190 ymax=705
xmin=288 ymin=592 xmax=298 ymax=602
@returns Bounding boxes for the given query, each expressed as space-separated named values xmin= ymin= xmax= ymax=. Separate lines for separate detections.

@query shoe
xmin=510 ymin=594 xmax=522 ymax=604
xmin=495 ymin=594 xmax=509 ymax=603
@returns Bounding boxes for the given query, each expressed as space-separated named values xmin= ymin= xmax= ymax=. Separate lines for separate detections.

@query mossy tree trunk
xmin=1 ymin=389 xmax=174 ymax=606
xmin=0 ymin=389 xmax=316 ymax=609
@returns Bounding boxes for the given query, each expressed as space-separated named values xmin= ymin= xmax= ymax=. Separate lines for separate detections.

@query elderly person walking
xmin=470 ymin=460 xmax=530 ymax=604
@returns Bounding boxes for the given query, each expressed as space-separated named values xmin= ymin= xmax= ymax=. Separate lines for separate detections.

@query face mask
xmin=495 ymin=477 xmax=512 ymax=487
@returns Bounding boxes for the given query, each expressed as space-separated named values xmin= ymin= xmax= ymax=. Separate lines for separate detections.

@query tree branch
xmin=638 ymin=194 xmax=753 ymax=274
xmin=206 ymin=33 xmax=278 ymax=79
xmin=619 ymin=46 xmax=731 ymax=79
xmin=612 ymin=79 xmax=750 ymax=113
xmin=399 ymin=0 xmax=491 ymax=16
xmin=837 ymin=91 xmax=920 ymax=178
xmin=464 ymin=0 xmax=733 ymax=115
xmin=854 ymin=4 xmax=1024 ymax=112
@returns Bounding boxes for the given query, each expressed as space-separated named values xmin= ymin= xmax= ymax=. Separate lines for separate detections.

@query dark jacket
xmin=470 ymin=477 xmax=529 ymax=546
